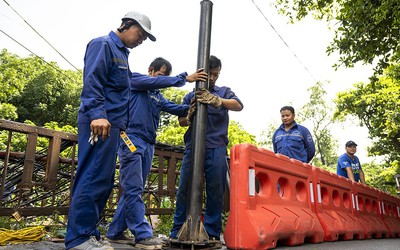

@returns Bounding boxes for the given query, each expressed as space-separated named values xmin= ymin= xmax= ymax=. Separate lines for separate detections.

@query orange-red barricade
xmin=224 ymin=144 xmax=324 ymax=250
xmin=352 ymin=182 xmax=389 ymax=238
xmin=311 ymin=167 xmax=364 ymax=241
xmin=379 ymin=191 xmax=400 ymax=237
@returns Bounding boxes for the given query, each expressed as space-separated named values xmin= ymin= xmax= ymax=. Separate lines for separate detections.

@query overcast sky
xmin=0 ymin=0 xmax=376 ymax=161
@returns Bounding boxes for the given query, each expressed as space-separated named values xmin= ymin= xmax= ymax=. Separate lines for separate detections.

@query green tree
xmin=156 ymin=118 xmax=187 ymax=146
xmin=0 ymin=103 xmax=17 ymax=120
xmin=334 ymin=64 xmax=400 ymax=162
xmin=298 ymin=82 xmax=338 ymax=168
xmin=274 ymin=0 xmax=400 ymax=75
xmin=10 ymin=67 xmax=82 ymax=126
xmin=0 ymin=49 xmax=48 ymax=120
xmin=259 ymin=122 xmax=279 ymax=151
xmin=157 ymin=117 xmax=256 ymax=153
xmin=227 ymin=120 xmax=257 ymax=152
xmin=334 ymin=64 xmax=400 ymax=192
xmin=363 ymin=161 xmax=397 ymax=194
xmin=0 ymin=49 xmax=82 ymax=126
xmin=159 ymin=88 xmax=188 ymax=129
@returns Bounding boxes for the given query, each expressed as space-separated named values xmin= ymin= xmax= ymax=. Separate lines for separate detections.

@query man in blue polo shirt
xmin=272 ymin=106 xmax=315 ymax=163
xmin=170 ymin=55 xmax=244 ymax=242
xmin=337 ymin=140 xmax=366 ymax=184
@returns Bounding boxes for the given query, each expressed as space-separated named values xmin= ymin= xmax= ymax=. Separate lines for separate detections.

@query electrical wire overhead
xmin=250 ymin=0 xmax=318 ymax=83
xmin=1 ymin=29 xmax=78 ymax=81
xmin=2 ymin=0 xmax=79 ymax=71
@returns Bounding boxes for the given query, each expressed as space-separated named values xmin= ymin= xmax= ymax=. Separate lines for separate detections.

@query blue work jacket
xmin=126 ymin=72 xmax=190 ymax=144
xmin=272 ymin=122 xmax=315 ymax=163
xmin=78 ymin=31 xmax=130 ymax=130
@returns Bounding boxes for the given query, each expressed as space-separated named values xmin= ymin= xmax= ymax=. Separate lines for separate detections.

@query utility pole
xmin=175 ymin=0 xmax=213 ymax=247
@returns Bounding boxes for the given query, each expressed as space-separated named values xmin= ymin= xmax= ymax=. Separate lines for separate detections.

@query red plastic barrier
xmin=224 ymin=144 xmax=324 ymax=250
xmin=311 ymin=167 xmax=364 ymax=241
xmin=352 ymin=182 xmax=389 ymax=238
xmin=379 ymin=191 xmax=400 ymax=237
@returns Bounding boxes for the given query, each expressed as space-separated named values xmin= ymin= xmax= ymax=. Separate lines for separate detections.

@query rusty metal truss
xmin=0 ymin=119 xmax=184 ymax=221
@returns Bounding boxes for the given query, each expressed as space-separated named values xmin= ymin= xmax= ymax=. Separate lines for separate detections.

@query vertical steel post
xmin=177 ymin=0 xmax=213 ymax=243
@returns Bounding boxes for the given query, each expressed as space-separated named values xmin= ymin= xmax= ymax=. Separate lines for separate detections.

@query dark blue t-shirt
xmin=337 ymin=153 xmax=362 ymax=182
xmin=182 ymin=85 xmax=243 ymax=148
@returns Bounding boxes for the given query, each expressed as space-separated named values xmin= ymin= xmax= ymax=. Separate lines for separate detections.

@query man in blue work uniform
xmin=65 ymin=11 xmax=156 ymax=250
xmin=170 ymin=55 xmax=244 ymax=242
xmin=337 ymin=140 xmax=366 ymax=184
xmin=105 ymin=57 xmax=208 ymax=249
xmin=272 ymin=106 xmax=315 ymax=163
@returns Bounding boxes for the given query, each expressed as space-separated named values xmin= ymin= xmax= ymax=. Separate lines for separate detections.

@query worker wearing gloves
xmin=170 ymin=55 xmax=243 ymax=243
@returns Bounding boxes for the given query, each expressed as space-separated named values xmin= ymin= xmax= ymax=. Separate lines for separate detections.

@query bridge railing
xmin=0 ymin=119 xmax=183 ymax=221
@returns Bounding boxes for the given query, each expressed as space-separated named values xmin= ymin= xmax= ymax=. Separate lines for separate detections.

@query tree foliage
xmin=0 ymin=49 xmax=44 ymax=101
xmin=334 ymin=64 xmax=400 ymax=193
xmin=298 ymin=82 xmax=338 ymax=167
xmin=10 ymin=67 xmax=82 ymax=126
xmin=0 ymin=49 xmax=46 ymax=120
xmin=274 ymin=0 xmax=400 ymax=75
xmin=227 ymin=120 xmax=257 ymax=151
xmin=259 ymin=122 xmax=279 ymax=151
xmin=0 ymin=49 xmax=82 ymax=126
xmin=156 ymin=118 xmax=187 ymax=146
xmin=334 ymin=64 xmax=400 ymax=162
xmin=156 ymin=115 xmax=256 ymax=154
xmin=363 ymin=161 xmax=397 ymax=194
xmin=159 ymin=88 xmax=188 ymax=129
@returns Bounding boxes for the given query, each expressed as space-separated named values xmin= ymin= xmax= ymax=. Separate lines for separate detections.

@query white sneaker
xmin=99 ymin=238 xmax=112 ymax=246
xmin=71 ymin=236 xmax=114 ymax=250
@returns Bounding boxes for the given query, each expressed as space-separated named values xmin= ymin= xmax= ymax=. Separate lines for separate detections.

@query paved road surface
xmin=0 ymin=238 xmax=399 ymax=250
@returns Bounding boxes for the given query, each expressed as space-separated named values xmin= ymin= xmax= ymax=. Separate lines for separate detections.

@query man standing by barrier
xmin=65 ymin=11 xmax=156 ymax=250
xmin=272 ymin=106 xmax=315 ymax=163
xmin=337 ymin=140 xmax=366 ymax=184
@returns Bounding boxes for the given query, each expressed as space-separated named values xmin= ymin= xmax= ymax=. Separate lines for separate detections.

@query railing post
xmin=20 ymin=133 xmax=38 ymax=190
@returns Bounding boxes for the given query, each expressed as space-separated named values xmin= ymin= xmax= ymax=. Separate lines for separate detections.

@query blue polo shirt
xmin=337 ymin=153 xmax=362 ymax=182
xmin=272 ymin=122 xmax=315 ymax=163
xmin=126 ymin=72 xmax=190 ymax=144
xmin=181 ymin=85 xmax=243 ymax=148
xmin=78 ymin=31 xmax=130 ymax=130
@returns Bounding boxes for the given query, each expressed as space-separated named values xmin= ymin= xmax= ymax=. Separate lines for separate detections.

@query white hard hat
xmin=123 ymin=11 xmax=156 ymax=41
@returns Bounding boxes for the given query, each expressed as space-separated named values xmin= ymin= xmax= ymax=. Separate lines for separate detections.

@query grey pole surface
xmin=176 ymin=0 xmax=213 ymax=244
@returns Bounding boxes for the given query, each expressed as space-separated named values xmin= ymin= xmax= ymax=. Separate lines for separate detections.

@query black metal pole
xmin=177 ymin=0 xmax=213 ymax=243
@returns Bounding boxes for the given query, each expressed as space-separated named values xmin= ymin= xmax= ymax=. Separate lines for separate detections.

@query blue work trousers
xmin=106 ymin=134 xmax=154 ymax=242
xmin=65 ymin=124 xmax=120 ymax=249
xmin=170 ymin=146 xmax=227 ymax=239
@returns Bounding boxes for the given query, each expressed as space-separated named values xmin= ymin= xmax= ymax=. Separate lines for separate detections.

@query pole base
xmin=168 ymin=237 xmax=222 ymax=249
xmin=176 ymin=215 xmax=209 ymax=242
